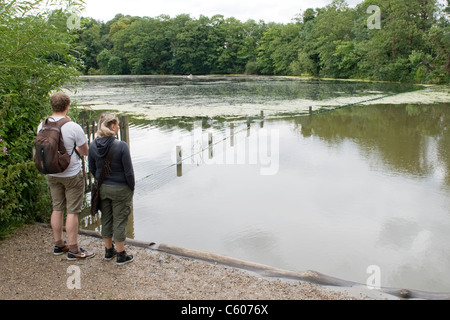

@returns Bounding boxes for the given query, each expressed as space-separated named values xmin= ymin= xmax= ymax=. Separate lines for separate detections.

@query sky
xmin=81 ymin=0 xmax=364 ymax=24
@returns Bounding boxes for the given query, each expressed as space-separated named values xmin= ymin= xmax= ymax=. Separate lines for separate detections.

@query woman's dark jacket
xmin=88 ymin=136 xmax=135 ymax=191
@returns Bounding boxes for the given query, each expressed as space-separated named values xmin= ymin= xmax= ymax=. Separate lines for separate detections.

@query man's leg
xmin=47 ymin=175 xmax=67 ymax=250
xmin=51 ymin=210 xmax=65 ymax=246
xmin=65 ymin=171 xmax=95 ymax=259
xmin=66 ymin=213 xmax=79 ymax=253
xmin=66 ymin=211 xmax=95 ymax=259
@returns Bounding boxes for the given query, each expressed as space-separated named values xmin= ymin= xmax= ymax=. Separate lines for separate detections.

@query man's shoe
xmin=67 ymin=248 xmax=96 ymax=261
xmin=53 ymin=244 xmax=69 ymax=256
xmin=116 ymin=251 xmax=134 ymax=266
xmin=104 ymin=245 xmax=117 ymax=261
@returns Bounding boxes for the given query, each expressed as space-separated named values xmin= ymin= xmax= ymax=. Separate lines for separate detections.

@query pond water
xmin=70 ymin=76 xmax=450 ymax=293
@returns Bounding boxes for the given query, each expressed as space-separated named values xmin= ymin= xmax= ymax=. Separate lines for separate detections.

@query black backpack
xmin=34 ymin=117 xmax=71 ymax=174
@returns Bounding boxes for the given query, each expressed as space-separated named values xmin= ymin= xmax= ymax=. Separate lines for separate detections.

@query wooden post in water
xmin=309 ymin=106 xmax=313 ymax=116
xmin=176 ymin=145 xmax=182 ymax=177
xmin=247 ymin=116 xmax=251 ymax=137
xmin=208 ymin=132 xmax=213 ymax=159
xmin=230 ymin=123 xmax=234 ymax=147
xmin=119 ymin=114 xmax=130 ymax=146
xmin=260 ymin=110 xmax=264 ymax=128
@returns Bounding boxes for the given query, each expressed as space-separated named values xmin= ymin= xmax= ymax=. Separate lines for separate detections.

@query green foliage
xmin=257 ymin=23 xmax=302 ymax=75
xmin=0 ymin=0 xmax=84 ymax=237
xmin=290 ymin=50 xmax=316 ymax=76
xmin=0 ymin=162 xmax=51 ymax=239
xmin=0 ymin=0 xmax=84 ymax=164
xmin=76 ymin=14 xmax=270 ymax=76
xmin=73 ymin=0 xmax=449 ymax=83
xmin=245 ymin=61 xmax=259 ymax=75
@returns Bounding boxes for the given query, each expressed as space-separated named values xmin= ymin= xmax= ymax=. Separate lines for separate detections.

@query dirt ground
xmin=0 ymin=223 xmax=391 ymax=301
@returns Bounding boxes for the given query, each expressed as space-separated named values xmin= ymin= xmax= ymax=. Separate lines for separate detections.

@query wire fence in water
xmin=130 ymin=86 xmax=426 ymax=194
xmin=134 ymin=119 xmax=255 ymax=195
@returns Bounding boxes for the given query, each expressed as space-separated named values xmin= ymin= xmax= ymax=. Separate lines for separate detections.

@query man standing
xmin=38 ymin=92 xmax=95 ymax=260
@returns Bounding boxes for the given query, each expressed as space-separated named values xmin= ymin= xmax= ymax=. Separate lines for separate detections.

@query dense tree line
xmin=74 ymin=0 xmax=450 ymax=83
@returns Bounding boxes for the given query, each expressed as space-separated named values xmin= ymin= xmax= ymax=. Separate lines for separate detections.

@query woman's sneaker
xmin=67 ymin=248 xmax=96 ymax=261
xmin=104 ymin=245 xmax=117 ymax=261
xmin=116 ymin=251 xmax=134 ymax=265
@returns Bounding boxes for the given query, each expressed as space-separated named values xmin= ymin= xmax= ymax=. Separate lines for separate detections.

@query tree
xmin=72 ymin=2 xmax=449 ymax=83
xmin=0 ymin=0 xmax=84 ymax=237
xmin=356 ymin=0 xmax=441 ymax=82
xmin=170 ymin=15 xmax=223 ymax=75
xmin=97 ymin=48 xmax=112 ymax=73
xmin=0 ymin=0 xmax=83 ymax=164
xmin=256 ymin=23 xmax=302 ymax=75
xmin=311 ymin=0 xmax=357 ymax=78
xmin=290 ymin=50 xmax=317 ymax=76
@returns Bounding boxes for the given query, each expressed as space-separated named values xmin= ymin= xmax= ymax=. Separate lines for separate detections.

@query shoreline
xmin=0 ymin=223 xmax=382 ymax=301
xmin=5 ymin=222 xmax=439 ymax=301
xmin=2 ymin=223 xmax=450 ymax=300
xmin=77 ymin=73 xmax=450 ymax=86
xmin=76 ymin=225 xmax=450 ymax=301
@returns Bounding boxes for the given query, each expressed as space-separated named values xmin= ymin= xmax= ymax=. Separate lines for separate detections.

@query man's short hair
xmin=51 ymin=92 xmax=71 ymax=113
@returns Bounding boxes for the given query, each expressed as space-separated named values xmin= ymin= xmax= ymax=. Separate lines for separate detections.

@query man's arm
xmin=73 ymin=122 xmax=89 ymax=157
xmin=76 ymin=142 xmax=89 ymax=156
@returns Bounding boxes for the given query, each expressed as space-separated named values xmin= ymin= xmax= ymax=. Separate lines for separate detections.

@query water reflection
xmin=292 ymin=103 xmax=450 ymax=291
xmin=296 ymin=103 xmax=450 ymax=189
xmin=80 ymin=101 xmax=450 ymax=292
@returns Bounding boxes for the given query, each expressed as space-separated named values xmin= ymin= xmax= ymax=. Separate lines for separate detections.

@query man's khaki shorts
xmin=46 ymin=171 xmax=85 ymax=214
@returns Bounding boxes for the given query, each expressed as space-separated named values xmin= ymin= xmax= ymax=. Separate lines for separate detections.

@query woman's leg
xmin=111 ymin=185 xmax=133 ymax=249
xmin=100 ymin=186 xmax=114 ymax=247
xmin=111 ymin=185 xmax=134 ymax=265
xmin=104 ymin=238 xmax=113 ymax=249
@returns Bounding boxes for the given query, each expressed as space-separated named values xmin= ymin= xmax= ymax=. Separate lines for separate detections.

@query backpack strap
xmin=43 ymin=116 xmax=71 ymax=128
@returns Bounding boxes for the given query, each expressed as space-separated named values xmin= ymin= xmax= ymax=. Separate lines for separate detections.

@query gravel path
xmin=0 ymin=223 xmax=371 ymax=301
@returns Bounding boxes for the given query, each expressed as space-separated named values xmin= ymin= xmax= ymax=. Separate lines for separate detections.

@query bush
xmin=0 ymin=162 xmax=51 ymax=239
xmin=0 ymin=0 xmax=84 ymax=238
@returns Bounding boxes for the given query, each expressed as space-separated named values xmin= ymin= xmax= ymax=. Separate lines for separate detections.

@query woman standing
xmin=89 ymin=113 xmax=135 ymax=265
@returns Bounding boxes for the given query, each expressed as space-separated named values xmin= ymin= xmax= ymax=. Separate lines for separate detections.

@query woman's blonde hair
xmin=96 ymin=113 xmax=119 ymax=138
